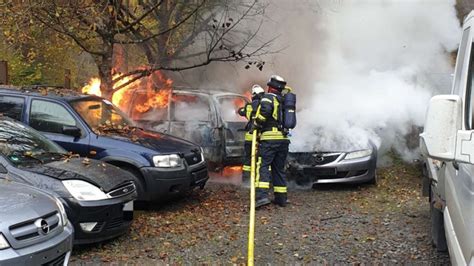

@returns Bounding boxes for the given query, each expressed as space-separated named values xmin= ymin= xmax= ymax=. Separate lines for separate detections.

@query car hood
xmin=22 ymin=158 xmax=133 ymax=192
xmin=102 ymin=128 xmax=200 ymax=154
xmin=0 ymin=180 xmax=56 ymax=224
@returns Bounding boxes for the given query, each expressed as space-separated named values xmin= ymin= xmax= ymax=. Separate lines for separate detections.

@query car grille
xmin=184 ymin=151 xmax=203 ymax=166
xmin=9 ymin=211 xmax=60 ymax=242
xmin=105 ymin=217 xmax=124 ymax=230
xmin=290 ymin=152 xmax=342 ymax=166
xmin=107 ymin=182 xmax=136 ymax=198
xmin=43 ymin=252 xmax=67 ymax=266
xmin=303 ymin=168 xmax=349 ymax=179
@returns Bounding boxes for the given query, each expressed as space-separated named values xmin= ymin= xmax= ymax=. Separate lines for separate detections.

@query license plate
xmin=123 ymin=201 xmax=134 ymax=212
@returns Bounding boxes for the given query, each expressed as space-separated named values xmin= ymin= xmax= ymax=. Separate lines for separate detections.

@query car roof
xmin=133 ymin=86 xmax=245 ymax=98
xmin=0 ymin=85 xmax=101 ymax=102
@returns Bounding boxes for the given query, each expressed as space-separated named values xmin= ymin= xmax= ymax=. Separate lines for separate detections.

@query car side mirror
xmin=420 ymin=95 xmax=461 ymax=161
xmin=62 ymin=125 xmax=82 ymax=138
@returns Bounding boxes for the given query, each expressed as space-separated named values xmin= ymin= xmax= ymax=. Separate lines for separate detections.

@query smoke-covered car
xmin=0 ymin=118 xmax=136 ymax=244
xmin=125 ymin=88 xmax=249 ymax=169
xmin=0 ymin=180 xmax=73 ymax=265
xmin=287 ymin=141 xmax=377 ymax=185
xmin=0 ymin=87 xmax=208 ymax=202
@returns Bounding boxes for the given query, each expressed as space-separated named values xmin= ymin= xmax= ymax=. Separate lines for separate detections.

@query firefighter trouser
xmin=242 ymin=140 xmax=252 ymax=180
xmin=256 ymin=140 xmax=289 ymax=203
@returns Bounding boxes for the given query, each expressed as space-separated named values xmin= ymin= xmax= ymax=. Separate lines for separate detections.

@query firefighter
xmin=253 ymin=75 xmax=291 ymax=207
xmin=238 ymin=84 xmax=265 ymax=184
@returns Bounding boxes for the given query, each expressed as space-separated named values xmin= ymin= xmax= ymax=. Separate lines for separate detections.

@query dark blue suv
xmin=0 ymin=87 xmax=208 ymax=202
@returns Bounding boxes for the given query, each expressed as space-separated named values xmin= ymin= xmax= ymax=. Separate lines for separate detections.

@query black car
xmin=0 ymin=118 xmax=136 ymax=244
xmin=0 ymin=87 xmax=208 ymax=202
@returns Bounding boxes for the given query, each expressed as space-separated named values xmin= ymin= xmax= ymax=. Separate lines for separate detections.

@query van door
xmin=448 ymin=25 xmax=474 ymax=262
xmin=215 ymin=95 xmax=248 ymax=165
xmin=169 ymin=92 xmax=222 ymax=163
xmin=27 ymin=99 xmax=90 ymax=157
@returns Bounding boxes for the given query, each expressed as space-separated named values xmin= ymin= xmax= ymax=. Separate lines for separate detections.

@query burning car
xmin=0 ymin=117 xmax=136 ymax=244
xmin=287 ymin=140 xmax=377 ymax=185
xmin=0 ymin=86 xmax=208 ymax=202
xmin=123 ymin=88 xmax=249 ymax=169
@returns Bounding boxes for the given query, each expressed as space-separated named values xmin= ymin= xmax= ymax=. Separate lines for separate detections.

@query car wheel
xmin=367 ymin=170 xmax=378 ymax=185
xmin=120 ymin=166 xmax=146 ymax=201
xmin=430 ymin=189 xmax=447 ymax=252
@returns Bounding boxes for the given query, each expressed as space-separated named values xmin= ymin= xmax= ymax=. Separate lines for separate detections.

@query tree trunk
xmin=94 ymin=44 xmax=115 ymax=100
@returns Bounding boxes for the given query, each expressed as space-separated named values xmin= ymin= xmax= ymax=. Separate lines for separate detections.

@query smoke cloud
xmin=175 ymin=0 xmax=462 ymax=162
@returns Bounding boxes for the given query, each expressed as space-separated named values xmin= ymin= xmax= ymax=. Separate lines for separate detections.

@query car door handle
xmin=452 ymin=161 xmax=459 ymax=170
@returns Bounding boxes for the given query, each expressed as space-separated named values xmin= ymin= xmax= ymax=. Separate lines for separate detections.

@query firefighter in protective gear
xmin=253 ymin=75 xmax=290 ymax=207
xmin=238 ymin=84 xmax=265 ymax=183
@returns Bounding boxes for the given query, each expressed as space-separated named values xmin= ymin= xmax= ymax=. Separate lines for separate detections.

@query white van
xmin=420 ymin=10 xmax=474 ymax=265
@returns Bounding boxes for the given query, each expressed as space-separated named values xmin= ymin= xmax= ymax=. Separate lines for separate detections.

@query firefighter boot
xmin=273 ymin=193 xmax=288 ymax=207
xmin=256 ymin=188 xmax=271 ymax=208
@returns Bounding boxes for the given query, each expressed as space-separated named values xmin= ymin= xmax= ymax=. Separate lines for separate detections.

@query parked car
xmin=0 ymin=117 xmax=136 ymax=244
xmin=0 ymin=87 xmax=208 ymax=202
xmin=419 ymin=10 xmax=474 ymax=265
xmin=0 ymin=179 xmax=73 ymax=265
xmin=124 ymin=88 xmax=249 ymax=168
xmin=287 ymin=140 xmax=377 ymax=185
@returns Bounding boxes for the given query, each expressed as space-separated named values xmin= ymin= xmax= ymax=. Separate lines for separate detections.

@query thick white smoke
xmin=176 ymin=0 xmax=462 ymax=161
xmin=289 ymin=0 xmax=461 ymax=161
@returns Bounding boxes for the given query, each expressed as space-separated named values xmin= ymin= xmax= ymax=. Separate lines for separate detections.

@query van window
xmin=454 ymin=27 xmax=471 ymax=95
xmin=131 ymin=91 xmax=168 ymax=122
xmin=30 ymin=100 xmax=77 ymax=134
xmin=217 ymin=96 xmax=248 ymax=122
xmin=0 ymin=96 xmax=24 ymax=121
xmin=171 ymin=94 xmax=210 ymax=122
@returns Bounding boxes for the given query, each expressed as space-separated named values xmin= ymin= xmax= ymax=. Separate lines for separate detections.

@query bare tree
xmin=4 ymin=0 xmax=273 ymax=99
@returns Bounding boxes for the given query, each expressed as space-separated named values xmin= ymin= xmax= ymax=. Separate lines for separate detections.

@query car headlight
xmin=343 ymin=149 xmax=372 ymax=160
xmin=153 ymin=154 xmax=182 ymax=168
xmin=200 ymin=147 xmax=205 ymax=162
xmin=0 ymin=233 xmax=10 ymax=250
xmin=54 ymin=197 xmax=68 ymax=226
xmin=62 ymin=180 xmax=110 ymax=201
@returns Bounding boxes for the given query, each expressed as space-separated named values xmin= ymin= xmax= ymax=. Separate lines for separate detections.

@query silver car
xmin=287 ymin=141 xmax=377 ymax=185
xmin=0 ymin=179 xmax=73 ymax=265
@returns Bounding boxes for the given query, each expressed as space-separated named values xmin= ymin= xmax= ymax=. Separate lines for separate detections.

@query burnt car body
xmin=0 ymin=180 xmax=73 ymax=265
xmin=125 ymin=88 xmax=249 ymax=168
xmin=0 ymin=87 xmax=208 ymax=202
xmin=0 ymin=118 xmax=136 ymax=244
xmin=287 ymin=141 xmax=377 ymax=185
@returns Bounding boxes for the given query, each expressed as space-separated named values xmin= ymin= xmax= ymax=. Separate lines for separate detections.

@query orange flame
xmin=82 ymin=78 xmax=102 ymax=97
xmin=81 ymin=69 xmax=173 ymax=116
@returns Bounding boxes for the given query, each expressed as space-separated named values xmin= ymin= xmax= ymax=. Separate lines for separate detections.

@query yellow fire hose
xmin=247 ymin=129 xmax=258 ymax=266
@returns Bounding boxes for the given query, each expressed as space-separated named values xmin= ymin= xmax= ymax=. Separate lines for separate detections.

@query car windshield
xmin=0 ymin=119 xmax=67 ymax=166
xmin=71 ymin=98 xmax=134 ymax=132
xmin=217 ymin=96 xmax=248 ymax=122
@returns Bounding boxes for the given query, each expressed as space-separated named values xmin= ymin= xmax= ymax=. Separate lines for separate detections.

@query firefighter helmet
xmin=251 ymin=84 xmax=264 ymax=95
xmin=267 ymin=75 xmax=287 ymax=91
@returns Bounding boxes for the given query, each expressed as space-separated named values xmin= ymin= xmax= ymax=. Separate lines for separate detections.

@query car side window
xmin=0 ymin=95 xmax=24 ymax=121
xmin=30 ymin=100 xmax=77 ymax=134
xmin=454 ymin=27 xmax=471 ymax=95
xmin=467 ymin=41 xmax=474 ymax=129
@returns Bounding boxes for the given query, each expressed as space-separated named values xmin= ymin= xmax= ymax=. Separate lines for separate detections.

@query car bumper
xmin=288 ymin=153 xmax=376 ymax=184
xmin=140 ymin=162 xmax=209 ymax=202
xmin=0 ymin=222 xmax=73 ymax=265
xmin=61 ymin=192 xmax=135 ymax=245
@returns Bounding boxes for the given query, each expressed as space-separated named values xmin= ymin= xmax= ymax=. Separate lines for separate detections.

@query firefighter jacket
xmin=238 ymin=95 xmax=262 ymax=142
xmin=254 ymin=93 xmax=289 ymax=141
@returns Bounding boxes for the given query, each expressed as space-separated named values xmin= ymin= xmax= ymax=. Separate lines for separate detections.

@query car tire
xmin=367 ymin=170 xmax=378 ymax=185
xmin=120 ymin=166 xmax=147 ymax=201
xmin=430 ymin=189 xmax=448 ymax=252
